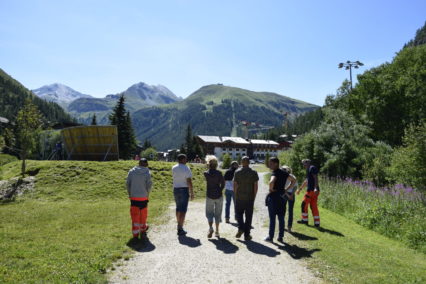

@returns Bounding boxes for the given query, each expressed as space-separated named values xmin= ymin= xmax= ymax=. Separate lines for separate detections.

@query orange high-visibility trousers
xmin=130 ymin=197 xmax=149 ymax=237
xmin=301 ymin=191 xmax=320 ymax=225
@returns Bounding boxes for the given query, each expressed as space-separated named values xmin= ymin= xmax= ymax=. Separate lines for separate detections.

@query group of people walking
xmin=125 ymin=154 xmax=320 ymax=243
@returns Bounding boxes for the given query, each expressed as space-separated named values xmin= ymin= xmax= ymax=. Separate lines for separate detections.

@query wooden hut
xmin=61 ymin=126 xmax=119 ymax=161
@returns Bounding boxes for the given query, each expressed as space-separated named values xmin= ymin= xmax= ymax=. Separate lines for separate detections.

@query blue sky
xmin=0 ymin=0 xmax=425 ymax=106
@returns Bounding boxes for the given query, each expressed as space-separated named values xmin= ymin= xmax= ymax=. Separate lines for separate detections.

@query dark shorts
xmin=174 ymin=187 xmax=189 ymax=213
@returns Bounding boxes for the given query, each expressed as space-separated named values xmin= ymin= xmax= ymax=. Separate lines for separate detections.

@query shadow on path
xmin=178 ymin=235 xmax=202 ymax=248
xmin=274 ymin=242 xmax=321 ymax=260
xmin=126 ymin=237 xmax=156 ymax=252
xmin=314 ymin=226 xmax=345 ymax=237
xmin=228 ymin=222 xmax=254 ymax=229
xmin=238 ymin=240 xmax=280 ymax=257
xmin=289 ymin=231 xmax=318 ymax=241
xmin=209 ymin=238 xmax=239 ymax=254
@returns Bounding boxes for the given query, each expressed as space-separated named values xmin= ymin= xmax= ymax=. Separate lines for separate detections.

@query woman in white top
xmin=223 ymin=161 xmax=239 ymax=223
xmin=282 ymin=165 xmax=298 ymax=232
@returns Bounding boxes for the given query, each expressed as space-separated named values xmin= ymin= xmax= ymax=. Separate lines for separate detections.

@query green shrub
xmin=140 ymin=147 xmax=158 ymax=161
xmin=282 ymin=109 xmax=395 ymax=183
xmin=387 ymin=122 xmax=426 ymax=191
xmin=222 ymin=153 xmax=231 ymax=169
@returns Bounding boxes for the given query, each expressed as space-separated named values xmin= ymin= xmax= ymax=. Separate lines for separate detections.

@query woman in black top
xmin=204 ymin=155 xmax=225 ymax=238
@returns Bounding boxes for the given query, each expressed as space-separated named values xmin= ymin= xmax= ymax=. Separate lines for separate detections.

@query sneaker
xmin=235 ymin=230 xmax=244 ymax=238
xmin=264 ymin=236 xmax=273 ymax=242
xmin=207 ymin=228 xmax=214 ymax=238
xmin=225 ymin=218 xmax=230 ymax=223
xmin=297 ymin=220 xmax=308 ymax=225
xmin=177 ymin=228 xmax=187 ymax=236
xmin=244 ymin=235 xmax=253 ymax=241
xmin=215 ymin=231 xmax=220 ymax=238
xmin=277 ymin=237 xmax=284 ymax=243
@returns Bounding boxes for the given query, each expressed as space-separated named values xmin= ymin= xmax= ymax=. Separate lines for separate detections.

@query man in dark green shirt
xmin=233 ymin=156 xmax=259 ymax=240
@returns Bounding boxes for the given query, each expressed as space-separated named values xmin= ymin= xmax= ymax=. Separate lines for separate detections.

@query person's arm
xmin=269 ymin=175 xmax=277 ymax=193
xmin=296 ymin=179 xmax=307 ymax=195
xmin=146 ymin=172 xmax=153 ymax=197
xmin=233 ymin=172 xmax=239 ymax=196
xmin=285 ymin=174 xmax=296 ymax=192
xmin=187 ymin=178 xmax=194 ymax=200
xmin=253 ymin=181 xmax=258 ymax=199
xmin=126 ymin=173 xmax=131 ymax=196
xmin=186 ymin=167 xmax=194 ymax=200
xmin=313 ymin=173 xmax=319 ymax=192
xmin=219 ymin=173 xmax=225 ymax=191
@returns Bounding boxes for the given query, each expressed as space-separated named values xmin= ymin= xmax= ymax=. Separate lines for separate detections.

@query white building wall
xmin=214 ymin=146 xmax=248 ymax=159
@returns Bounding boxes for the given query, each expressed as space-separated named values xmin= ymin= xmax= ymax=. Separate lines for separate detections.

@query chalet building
xmin=196 ymin=135 xmax=282 ymax=160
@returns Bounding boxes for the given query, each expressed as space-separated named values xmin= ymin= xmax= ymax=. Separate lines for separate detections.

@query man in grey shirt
xmin=126 ymin=158 xmax=152 ymax=240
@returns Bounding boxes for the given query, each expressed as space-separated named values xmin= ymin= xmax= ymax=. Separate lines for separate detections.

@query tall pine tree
xmin=109 ymin=95 xmax=137 ymax=159
xmin=91 ymin=113 xmax=97 ymax=125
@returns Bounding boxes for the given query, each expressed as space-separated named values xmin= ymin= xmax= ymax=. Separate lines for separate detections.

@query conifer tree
xmin=109 ymin=95 xmax=137 ymax=159
xmin=91 ymin=113 xmax=97 ymax=125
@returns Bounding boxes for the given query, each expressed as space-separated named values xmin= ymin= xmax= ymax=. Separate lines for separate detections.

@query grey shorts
xmin=205 ymin=196 xmax=223 ymax=223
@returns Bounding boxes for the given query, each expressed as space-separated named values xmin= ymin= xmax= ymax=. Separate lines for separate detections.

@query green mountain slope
xmin=0 ymin=68 xmax=73 ymax=124
xmin=132 ymin=84 xmax=318 ymax=150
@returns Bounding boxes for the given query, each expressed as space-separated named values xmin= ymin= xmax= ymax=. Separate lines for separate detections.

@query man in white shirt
xmin=172 ymin=154 xmax=194 ymax=236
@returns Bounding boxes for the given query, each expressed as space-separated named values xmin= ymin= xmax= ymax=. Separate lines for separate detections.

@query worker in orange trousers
xmin=126 ymin=158 xmax=152 ymax=239
xmin=296 ymin=159 xmax=320 ymax=227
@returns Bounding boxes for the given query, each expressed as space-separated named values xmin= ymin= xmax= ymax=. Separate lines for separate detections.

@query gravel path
xmin=109 ymin=172 xmax=319 ymax=284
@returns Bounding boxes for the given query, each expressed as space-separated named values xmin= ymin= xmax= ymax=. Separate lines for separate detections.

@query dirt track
xmin=109 ymin=172 xmax=319 ymax=284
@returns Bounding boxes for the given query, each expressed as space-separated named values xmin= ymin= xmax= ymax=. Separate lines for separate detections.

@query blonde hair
xmin=205 ymin=155 xmax=218 ymax=169
xmin=282 ymin=165 xmax=292 ymax=174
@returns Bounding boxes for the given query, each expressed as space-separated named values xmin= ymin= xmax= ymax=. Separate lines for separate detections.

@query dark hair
xmin=269 ymin=157 xmax=280 ymax=165
xmin=139 ymin=158 xmax=148 ymax=166
xmin=177 ymin=154 xmax=187 ymax=162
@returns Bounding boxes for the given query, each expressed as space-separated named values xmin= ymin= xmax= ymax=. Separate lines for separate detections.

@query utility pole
xmin=338 ymin=60 xmax=364 ymax=90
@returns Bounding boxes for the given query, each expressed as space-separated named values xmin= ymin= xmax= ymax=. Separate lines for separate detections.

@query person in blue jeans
xmin=265 ymin=157 xmax=296 ymax=243
xmin=224 ymin=161 xmax=239 ymax=223
xmin=282 ymin=166 xmax=298 ymax=233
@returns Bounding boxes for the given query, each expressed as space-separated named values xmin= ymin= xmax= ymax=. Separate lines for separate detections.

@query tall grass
xmin=320 ymin=177 xmax=426 ymax=253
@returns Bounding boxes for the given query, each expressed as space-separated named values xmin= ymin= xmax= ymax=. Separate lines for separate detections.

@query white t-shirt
xmin=225 ymin=180 xmax=233 ymax=191
xmin=285 ymin=174 xmax=298 ymax=194
xmin=172 ymin=163 xmax=192 ymax=188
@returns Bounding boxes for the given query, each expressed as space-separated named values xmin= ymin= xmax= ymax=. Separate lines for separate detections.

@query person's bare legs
xmin=215 ymin=222 xmax=220 ymax=237
xmin=176 ymin=212 xmax=186 ymax=227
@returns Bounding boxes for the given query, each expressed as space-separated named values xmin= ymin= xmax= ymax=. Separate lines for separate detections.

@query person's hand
xmin=314 ymin=188 xmax=319 ymax=195
xmin=269 ymin=188 xmax=276 ymax=193
xmin=296 ymin=189 xmax=302 ymax=195
xmin=190 ymin=192 xmax=195 ymax=200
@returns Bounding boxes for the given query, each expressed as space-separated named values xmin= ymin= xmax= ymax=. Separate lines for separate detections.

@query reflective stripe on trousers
xmin=301 ymin=191 xmax=320 ymax=224
xmin=130 ymin=197 xmax=149 ymax=237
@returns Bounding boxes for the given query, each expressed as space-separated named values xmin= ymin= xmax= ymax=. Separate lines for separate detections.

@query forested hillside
xmin=132 ymin=84 xmax=318 ymax=150
xmin=0 ymin=69 xmax=73 ymax=124
xmin=278 ymin=22 xmax=426 ymax=191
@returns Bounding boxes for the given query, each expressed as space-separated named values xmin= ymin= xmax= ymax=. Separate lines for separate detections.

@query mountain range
xmin=22 ymin=77 xmax=318 ymax=150
xmin=33 ymin=82 xmax=182 ymax=124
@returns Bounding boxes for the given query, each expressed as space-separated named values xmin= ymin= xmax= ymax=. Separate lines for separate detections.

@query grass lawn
xmin=286 ymin=197 xmax=426 ymax=284
xmin=0 ymin=160 xmax=206 ymax=283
